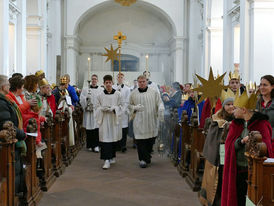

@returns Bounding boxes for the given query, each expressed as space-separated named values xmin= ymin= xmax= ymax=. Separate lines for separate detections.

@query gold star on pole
xmin=102 ymin=44 xmax=119 ymax=78
xmin=102 ymin=44 xmax=119 ymax=62
xmin=193 ymin=67 xmax=227 ymax=107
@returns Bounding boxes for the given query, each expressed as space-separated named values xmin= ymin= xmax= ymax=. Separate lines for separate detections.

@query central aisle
xmin=39 ymin=143 xmax=200 ymax=206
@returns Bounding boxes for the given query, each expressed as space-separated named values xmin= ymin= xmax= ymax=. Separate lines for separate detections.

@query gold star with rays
xmin=194 ymin=67 xmax=227 ymax=107
xmin=102 ymin=44 xmax=119 ymax=62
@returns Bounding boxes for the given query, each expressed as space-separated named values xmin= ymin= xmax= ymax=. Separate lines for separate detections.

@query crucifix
xmin=113 ymin=31 xmax=127 ymax=74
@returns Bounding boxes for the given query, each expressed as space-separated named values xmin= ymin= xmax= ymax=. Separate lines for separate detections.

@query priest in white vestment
xmin=80 ymin=74 xmax=103 ymax=152
xmin=112 ymin=73 xmax=130 ymax=152
xmin=129 ymin=75 xmax=164 ymax=168
xmin=95 ymin=75 xmax=122 ymax=169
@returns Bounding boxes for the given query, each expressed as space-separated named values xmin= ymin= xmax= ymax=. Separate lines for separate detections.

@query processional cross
xmin=113 ymin=32 xmax=127 ymax=74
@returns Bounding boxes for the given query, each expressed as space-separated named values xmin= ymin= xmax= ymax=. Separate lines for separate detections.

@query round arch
xmin=73 ymin=0 xmax=177 ymax=37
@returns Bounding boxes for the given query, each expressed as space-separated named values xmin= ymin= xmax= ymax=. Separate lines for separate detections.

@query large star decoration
xmin=194 ymin=67 xmax=227 ymax=107
xmin=102 ymin=44 xmax=119 ymax=62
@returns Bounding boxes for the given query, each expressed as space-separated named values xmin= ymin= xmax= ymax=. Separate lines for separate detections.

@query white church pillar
xmin=188 ymin=0 xmax=203 ymax=81
xmin=26 ymin=0 xmax=47 ymax=75
xmin=240 ymin=0 xmax=251 ymax=83
xmin=16 ymin=0 xmax=27 ymax=76
xmin=47 ymin=0 xmax=62 ymax=84
xmin=251 ymin=1 xmax=274 ymax=83
xmin=202 ymin=0 xmax=212 ymax=78
xmin=208 ymin=0 xmax=223 ymax=75
xmin=0 ymin=0 xmax=9 ymax=75
xmin=65 ymin=35 xmax=79 ymax=85
xmin=223 ymin=1 xmax=234 ymax=74
xmin=174 ymin=37 xmax=184 ymax=84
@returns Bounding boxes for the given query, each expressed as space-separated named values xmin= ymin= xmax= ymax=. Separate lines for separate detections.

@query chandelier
xmin=115 ymin=0 xmax=137 ymax=6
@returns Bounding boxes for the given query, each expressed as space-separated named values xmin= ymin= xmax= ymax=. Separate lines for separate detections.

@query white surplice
xmin=129 ymin=87 xmax=164 ymax=140
xmin=112 ymin=84 xmax=130 ymax=128
xmin=95 ymin=89 xmax=122 ymax=143
xmin=80 ymin=86 xmax=103 ymax=130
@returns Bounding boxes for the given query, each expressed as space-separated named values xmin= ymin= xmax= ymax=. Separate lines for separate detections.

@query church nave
xmin=39 ymin=142 xmax=200 ymax=206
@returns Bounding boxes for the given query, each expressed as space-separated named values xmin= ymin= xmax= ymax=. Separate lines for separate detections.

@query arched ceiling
xmin=76 ymin=1 xmax=174 ymax=48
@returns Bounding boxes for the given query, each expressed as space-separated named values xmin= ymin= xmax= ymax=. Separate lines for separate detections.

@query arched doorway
xmin=63 ymin=0 xmax=185 ymax=87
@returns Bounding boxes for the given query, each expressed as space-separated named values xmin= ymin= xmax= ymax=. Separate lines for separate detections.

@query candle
xmin=145 ymin=54 xmax=149 ymax=75
xmin=88 ymin=57 xmax=91 ymax=80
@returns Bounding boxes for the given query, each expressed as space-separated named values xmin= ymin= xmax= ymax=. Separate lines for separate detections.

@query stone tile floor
xmin=39 ymin=143 xmax=200 ymax=206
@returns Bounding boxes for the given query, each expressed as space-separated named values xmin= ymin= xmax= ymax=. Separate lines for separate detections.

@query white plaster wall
xmin=77 ymin=4 xmax=172 ymax=47
xmin=252 ymin=4 xmax=274 ymax=83
xmin=66 ymin=0 xmax=182 ymax=36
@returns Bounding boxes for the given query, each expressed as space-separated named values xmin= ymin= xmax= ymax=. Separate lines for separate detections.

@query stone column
xmin=17 ymin=0 xmax=27 ymax=75
xmin=174 ymin=37 xmax=184 ymax=84
xmin=0 ymin=0 xmax=9 ymax=75
xmin=202 ymin=0 xmax=212 ymax=78
xmin=64 ymin=35 xmax=79 ymax=85
xmin=240 ymin=0 xmax=251 ymax=83
xmin=47 ymin=0 xmax=62 ymax=84
xmin=188 ymin=0 xmax=203 ymax=81
xmin=26 ymin=0 xmax=47 ymax=75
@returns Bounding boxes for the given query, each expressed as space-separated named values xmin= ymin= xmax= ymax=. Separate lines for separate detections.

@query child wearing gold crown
xmin=221 ymin=90 xmax=273 ymax=206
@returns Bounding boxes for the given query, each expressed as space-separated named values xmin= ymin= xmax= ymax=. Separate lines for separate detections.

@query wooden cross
xmin=113 ymin=32 xmax=127 ymax=48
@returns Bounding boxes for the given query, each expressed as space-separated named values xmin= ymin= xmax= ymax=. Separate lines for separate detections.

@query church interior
xmin=1 ymin=0 xmax=274 ymax=206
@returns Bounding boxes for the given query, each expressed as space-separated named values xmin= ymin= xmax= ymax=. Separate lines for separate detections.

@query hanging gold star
xmin=194 ymin=67 xmax=228 ymax=106
xmin=102 ymin=44 xmax=119 ymax=62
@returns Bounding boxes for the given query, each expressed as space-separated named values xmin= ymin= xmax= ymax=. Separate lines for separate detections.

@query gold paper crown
xmin=182 ymin=94 xmax=189 ymax=101
xmin=246 ymin=81 xmax=256 ymax=93
xmin=234 ymin=90 xmax=258 ymax=110
xmin=35 ymin=70 xmax=44 ymax=77
xmin=220 ymin=88 xmax=235 ymax=102
xmin=229 ymin=66 xmax=240 ymax=81
xmin=60 ymin=76 xmax=68 ymax=84
xmin=39 ymin=78 xmax=49 ymax=87
xmin=51 ymin=83 xmax=56 ymax=89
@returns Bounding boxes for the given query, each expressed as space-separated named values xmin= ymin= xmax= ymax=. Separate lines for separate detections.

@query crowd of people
xmin=1 ymin=68 xmax=274 ymax=205
xmin=159 ymin=71 xmax=274 ymax=206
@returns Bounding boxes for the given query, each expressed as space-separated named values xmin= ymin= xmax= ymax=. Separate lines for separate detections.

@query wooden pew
xmin=61 ymin=108 xmax=72 ymax=166
xmin=39 ymin=113 xmax=56 ymax=191
xmin=171 ymin=109 xmax=180 ymax=166
xmin=23 ymin=118 xmax=43 ymax=206
xmin=71 ymin=105 xmax=84 ymax=157
xmin=0 ymin=121 xmax=18 ymax=206
xmin=245 ymin=131 xmax=274 ymax=206
xmin=177 ymin=111 xmax=191 ymax=177
xmin=52 ymin=111 xmax=66 ymax=177
xmin=185 ymin=112 xmax=205 ymax=191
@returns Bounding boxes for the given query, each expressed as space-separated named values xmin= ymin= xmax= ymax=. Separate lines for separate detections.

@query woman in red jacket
xmin=6 ymin=76 xmax=37 ymax=114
